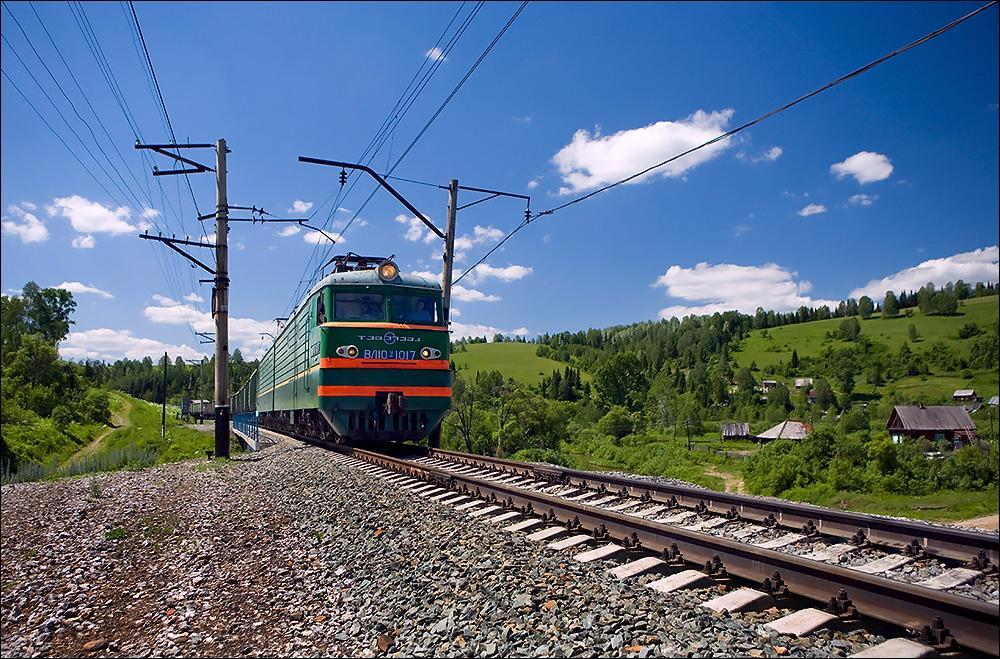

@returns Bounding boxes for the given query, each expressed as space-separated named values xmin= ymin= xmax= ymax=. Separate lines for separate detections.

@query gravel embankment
xmin=2 ymin=438 xmax=892 ymax=657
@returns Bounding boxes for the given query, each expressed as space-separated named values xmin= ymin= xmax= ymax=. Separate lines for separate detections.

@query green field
xmin=732 ymin=295 xmax=999 ymax=400
xmin=452 ymin=342 xmax=589 ymax=385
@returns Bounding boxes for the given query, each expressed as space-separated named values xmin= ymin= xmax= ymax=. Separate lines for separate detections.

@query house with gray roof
xmin=885 ymin=404 xmax=977 ymax=448
xmin=756 ymin=420 xmax=811 ymax=441
xmin=952 ymin=389 xmax=980 ymax=403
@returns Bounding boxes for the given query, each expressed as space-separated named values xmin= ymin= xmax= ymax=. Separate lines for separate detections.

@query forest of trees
xmin=2 ymin=283 xmax=112 ymax=470
xmin=1 ymin=282 xmax=258 ymax=474
xmin=442 ymin=280 xmax=998 ymax=499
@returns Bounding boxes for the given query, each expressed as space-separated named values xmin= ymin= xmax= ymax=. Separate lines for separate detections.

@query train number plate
xmin=363 ymin=349 xmax=417 ymax=360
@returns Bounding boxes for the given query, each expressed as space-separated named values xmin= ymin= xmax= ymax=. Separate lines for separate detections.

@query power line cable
xmin=128 ymin=1 xmax=205 ymax=223
xmin=455 ymin=0 xmax=998 ymax=285
xmin=308 ymin=1 xmax=528 ymax=287
xmin=285 ymin=3 xmax=487 ymax=315
xmin=27 ymin=2 xmax=168 ymax=230
xmin=304 ymin=1 xmax=479 ymax=225
xmin=1 ymin=68 xmax=123 ymax=204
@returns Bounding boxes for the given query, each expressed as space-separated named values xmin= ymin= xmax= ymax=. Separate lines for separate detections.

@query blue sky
xmin=2 ymin=1 xmax=998 ymax=361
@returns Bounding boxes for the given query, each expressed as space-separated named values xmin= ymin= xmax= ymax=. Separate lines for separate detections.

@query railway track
xmin=258 ymin=428 xmax=1000 ymax=656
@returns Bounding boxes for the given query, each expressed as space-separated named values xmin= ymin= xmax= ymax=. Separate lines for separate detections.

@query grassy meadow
xmin=2 ymin=392 xmax=216 ymax=484
xmin=452 ymin=342 xmax=590 ymax=385
xmin=732 ymin=295 xmax=999 ymax=400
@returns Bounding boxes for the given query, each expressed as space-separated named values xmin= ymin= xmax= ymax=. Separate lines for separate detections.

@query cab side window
xmin=316 ymin=293 xmax=327 ymax=325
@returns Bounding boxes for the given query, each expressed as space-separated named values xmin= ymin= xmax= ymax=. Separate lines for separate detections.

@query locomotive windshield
xmin=390 ymin=294 xmax=440 ymax=324
xmin=334 ymin=292 xmax=385 ymax=321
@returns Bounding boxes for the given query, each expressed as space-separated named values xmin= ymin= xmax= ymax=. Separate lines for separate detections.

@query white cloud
xmin=450 ymin=224 xmax=504 ymax=261
xmin=184 ymin=293 xmax=204 ymax=303
xmin=303 ymin=230 xmax=345 ymax=244
xmin=830 ymin=151 xmax=893 ymax=184
xmin=797 ymin=203 xmax=827 ymax=217
xmin=395 ymin=213 xmax=438 ymax=244
xmin=46 ymin=195 xmax=136 ymax=235
xmin=56 ymin=281 xmax=113 ymax=299
xmin=278 ymin=225 xmax=301 ymax=237
xmin=152 ymin=294 xmax=178 ymax=306
xmin=450 ymin=307 xmax=461 ymax=317
xmin=60 ymin=328 xmax=205 ymax=361
xmin=527 ymin=178 xmax=540 ymax=190
xmin=654 ymin=262 xmax=838 ymax=320
xmin=848 ymin=194 xmax=877 ymax=207
xmin=425 ymin=46 xmax=446 ymax=62
xmin=235 ymin=242 xmax=246 ymax=250
xmin=849 ymin=246 xmax=999 ymax=300
xmin=754 ymin=146 xmax=782 ymax=162
xmin=144 ymin=296 xmax=273 ymax=343
xmin=72 ymin=234 xmax=96 ymax=248
xmin=451 ymin=285 xmax=501 ymax=303
xmin=200 ymin=232 xmax=217 ymax=244
xmin=551 ymin=109 xmax=734 ymax=194
xmin=289 ymin=200 xmax=313 ymax=214
xmin=140 ymin=207 xmax=160 ymax=219
xmin=733 ymin=224 xmax=750 ymax=238
xmin=460 ymin=263 xmax=533 ymax=285
xmin=449 ymin=321 xmax=529 ymax=342
xmin=2 ymin=203 xmax=49 ymax=243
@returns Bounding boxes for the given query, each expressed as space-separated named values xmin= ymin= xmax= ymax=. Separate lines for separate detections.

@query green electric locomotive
xmin=235 ymin=255 xmax=452 ymax=446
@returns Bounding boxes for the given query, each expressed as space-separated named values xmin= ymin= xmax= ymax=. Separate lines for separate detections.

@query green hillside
xmin=736 ymin=295 xmax=997 ymax=367
xmin=733 ymin=295 xmax=999 ymax=400
xmin=452 ymin=342 xmax=589 ymax=385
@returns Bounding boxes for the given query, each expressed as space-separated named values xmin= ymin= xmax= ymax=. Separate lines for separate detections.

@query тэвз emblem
xmin=383 ymin=331 xmax=397 ymax=345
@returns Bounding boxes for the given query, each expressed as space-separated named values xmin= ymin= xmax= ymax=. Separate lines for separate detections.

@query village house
xmin=721 ymin=422 xmax=750 ymax=441
xmin=885 ymin=404 xmax=977 ymax=448
xmin=794 ymin=377 xmax=813 ymax=389
xmin=952 ymin=389 xmax=980 ymax=403
xmin=759 ymin=380 xmax=780 ymax=394
xmin=756 ymin=420 xmax=811 ymax=441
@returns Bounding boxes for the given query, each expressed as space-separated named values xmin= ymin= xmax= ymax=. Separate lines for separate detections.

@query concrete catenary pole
xmin=441 ymin=179 xmax=458 ymax=323
xmin=214 ymin=138 xmax=230 ymax=458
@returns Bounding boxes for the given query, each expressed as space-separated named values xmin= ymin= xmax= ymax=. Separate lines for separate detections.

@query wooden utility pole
xmin=442 ymin=179 xmax=458 ymax=323
xmin=161 ymin=351 xmax=167 ymax=442
xmin=214 ymin=138 xmax=230 ymax=458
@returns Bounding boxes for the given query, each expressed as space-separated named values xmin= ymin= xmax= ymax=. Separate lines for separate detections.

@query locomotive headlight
xmin=336 ymin=345 xmax=359 ymax=358
xmin=378 ymin=261 xmax=399 ymax=281
xmin=420 ymin=347 xmax=441 ymax=359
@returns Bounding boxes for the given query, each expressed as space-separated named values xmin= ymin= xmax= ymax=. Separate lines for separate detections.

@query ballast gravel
xmin=3 ymin=438 xmax=897 ymax=657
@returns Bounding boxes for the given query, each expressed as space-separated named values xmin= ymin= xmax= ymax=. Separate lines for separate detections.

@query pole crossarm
xmin=457 ymin=183 xmax=530 ymax=201
xmin=457 ymin=192 xmax=500 ymax=211
xmin=139 ymin=233 xmax=216 ymax=274
xmin=298 ymin=156 xmax=445 ymax=240
xmin=135 ymin=142 xmax=215 ymax=175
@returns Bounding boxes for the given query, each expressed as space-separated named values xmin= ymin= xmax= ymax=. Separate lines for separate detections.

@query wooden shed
xmin=721 ymin=422 xmax=750 ymax=440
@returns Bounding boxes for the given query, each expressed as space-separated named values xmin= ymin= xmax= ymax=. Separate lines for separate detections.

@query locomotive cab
xmin=254 ymin=255 xmax=451 ymax=445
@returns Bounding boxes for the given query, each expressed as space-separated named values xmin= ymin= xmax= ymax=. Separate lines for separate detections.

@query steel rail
xmin=330 ymin=442 xmax=999 ymax=656
xmin=429 ymin=448 xmax=1000 ymax=565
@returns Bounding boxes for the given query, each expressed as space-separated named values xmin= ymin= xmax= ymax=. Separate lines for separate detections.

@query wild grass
xmin=452 ymin=342 xmax=591 ymax=385
xmin=1 ymin=394 xmax=216 ymax=485
xmin=735 ymin=295 xmax=998 ymax=373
